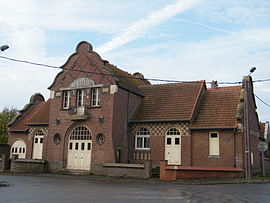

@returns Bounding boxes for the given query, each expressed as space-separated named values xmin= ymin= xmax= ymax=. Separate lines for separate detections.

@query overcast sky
xmin=0 ymin=0 xmax=269 ymax=122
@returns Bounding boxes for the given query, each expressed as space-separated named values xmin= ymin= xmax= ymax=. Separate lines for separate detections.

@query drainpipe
xmin=127 ymin=90 xmax=131 ymax=163
xmin=233 ymin=128 xmax=237 ymax=168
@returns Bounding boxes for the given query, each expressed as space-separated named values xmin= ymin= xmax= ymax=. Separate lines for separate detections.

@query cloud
xmin=103 ymin=27 xmax=270 ymax=120
xmin=96 ymin=0 xmax=202 ymax=53
xmin=193 ymin=0 xmax=270 ymax=26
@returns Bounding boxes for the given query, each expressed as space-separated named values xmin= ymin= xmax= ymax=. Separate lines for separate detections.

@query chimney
xmin=211 ymin=80 xmax=218 ymax=89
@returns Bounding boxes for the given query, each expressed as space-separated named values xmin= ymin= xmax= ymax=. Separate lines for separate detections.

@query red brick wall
xmin=45 ymin=42 xmax=121 ymax=167
xmin=112 ymin=88 xmax=129 ymax=163
xmin=191 ymin=130 xmax=241 ymax=168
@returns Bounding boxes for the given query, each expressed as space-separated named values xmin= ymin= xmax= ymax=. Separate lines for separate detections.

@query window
xmin=135 ymin=128 xmax=150 ymax=150
xmin=69 ymin=143 xmax=73 ymax=150
xmin=166 ymin=128 xmax=181 ymax=136
xmin=62 ymin=91 xmax=70 ymax=109
xmin=10 ymin=140 xmax=26 ymax=159
xmin=91 ymin=88 xmax=100 ymax=106
xmin=209 ymin=132 xmax=219 ymax=156
xmin=77 ymin=89 xmax=84 ymax=107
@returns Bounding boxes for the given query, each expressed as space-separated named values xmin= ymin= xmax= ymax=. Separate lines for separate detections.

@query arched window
xmin=10 ymin=139 xmax=26 ymax=159
xmin=135 ymin=128 xmax=150 ymax=150
xmin=166 ymin=128 xmax=181 ymax=145
xmin=70 ymin=126 xmax=92 ymax=140
xmin=166 ymin=128 xmax=181 ymax=135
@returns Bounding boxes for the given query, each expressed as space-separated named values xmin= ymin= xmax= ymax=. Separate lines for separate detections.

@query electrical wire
xmin=1 ymin=55 xmax=270 ymax=109
xmin=0 ymin=55 xmax=243 ymax=84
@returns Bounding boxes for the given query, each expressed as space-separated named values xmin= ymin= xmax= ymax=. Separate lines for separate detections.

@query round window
xmin=96 ymin=133 xmax=105 ymax=145
xmin=53 ymin=134 xmax=61 ymax=145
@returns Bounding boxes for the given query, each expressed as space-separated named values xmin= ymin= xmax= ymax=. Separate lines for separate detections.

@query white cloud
xmin=96 ymin=0 xmax=203 ymax=53
xmin=103 ymin=27 xmax=270 ymax=121
xmin=194 ymin=0 xmax=270 ymax=26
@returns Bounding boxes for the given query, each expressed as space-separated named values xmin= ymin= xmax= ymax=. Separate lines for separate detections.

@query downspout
xmin=127 ymin=90 xmax=131 ymax=163
xmin=233 ymin=128 xmax=237 ymax=168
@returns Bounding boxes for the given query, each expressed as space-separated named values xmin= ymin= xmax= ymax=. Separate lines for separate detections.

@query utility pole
xmin=244 ymin=76 xmax=251 ymax=181
xmin=243 ymin=67 xmax=256 ymax=181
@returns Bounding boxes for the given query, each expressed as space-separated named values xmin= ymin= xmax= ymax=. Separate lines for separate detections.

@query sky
xmin=0 ymin=0 xmax=269 ymax=122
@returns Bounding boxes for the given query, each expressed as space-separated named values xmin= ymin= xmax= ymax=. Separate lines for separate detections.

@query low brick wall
xmin=91 ymin=161 xmax=152 ymax=178
xmin=11 ymin=155 xmax=48 ymax=173
xmin=160 ymin=160 xmax=244 ymax=180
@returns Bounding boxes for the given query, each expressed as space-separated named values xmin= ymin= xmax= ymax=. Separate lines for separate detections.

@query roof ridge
xmin=140 ymin=81 xmax=205 ymax=88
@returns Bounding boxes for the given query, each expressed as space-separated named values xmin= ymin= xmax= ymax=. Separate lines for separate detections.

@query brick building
xmin=7 ymin=41 xmax=263 ymax=179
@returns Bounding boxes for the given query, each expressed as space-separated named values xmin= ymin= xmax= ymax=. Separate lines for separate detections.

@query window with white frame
xmin=62 ymin=91 xmax=70 ymax=109
xmin=209 ymin=132 xmax=219 ymax=156
xmin=135 ymin=128 xmax=150 ymax=150
xmin=91 ymin=88 xmax=100 ymax=107
xmin=77 ymin=89 xmax=84 ymax=107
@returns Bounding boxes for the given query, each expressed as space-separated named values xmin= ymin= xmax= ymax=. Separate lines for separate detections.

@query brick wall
xmin=130 ymin=122 xmax=190 ymax=167
xmin=191 ymin=130 xmax=241 ymax=168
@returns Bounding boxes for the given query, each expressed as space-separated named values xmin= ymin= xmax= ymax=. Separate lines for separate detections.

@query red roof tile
xmin=9 ymin=101 xmax=45 ymax=131
xmin=27 ymin=99 xmax=51 ymax=125
xmin=130 ymin=82 xmax=205 ymax=122
xmin=191 ymin=86 xmax=242 ymax=128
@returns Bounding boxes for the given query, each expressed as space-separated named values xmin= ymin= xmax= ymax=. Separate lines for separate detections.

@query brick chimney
xmin=211 ymin=80 xmax=218 ymax=89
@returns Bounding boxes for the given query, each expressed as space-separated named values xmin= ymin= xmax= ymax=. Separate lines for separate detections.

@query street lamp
xmin=0 ymin=45 xmax=9 ymax=52
xmin=244 ymin=66 xmax=256 ymax=181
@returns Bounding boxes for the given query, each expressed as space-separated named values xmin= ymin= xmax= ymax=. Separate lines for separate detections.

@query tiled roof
xmin=130 ymin=82 xmax=205 ymax=122
xmin=9 ymin=97 xmax=50 ymax=131
xmin=191 ymin=86 xmax=242 ymax=129
xmin=27 ymin=99 xmax=51 ymax=125
xmin=104 ymin=63 xmax=148 ymax=95
xmin=9 ymin=101 xmax=45 ymax=131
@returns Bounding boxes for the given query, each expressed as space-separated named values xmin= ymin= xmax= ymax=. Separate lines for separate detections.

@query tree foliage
xmin=0 ymin=107 xmax=17 ymax=144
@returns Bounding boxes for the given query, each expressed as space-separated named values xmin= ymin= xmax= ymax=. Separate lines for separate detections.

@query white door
xmin=32 ymin=130 xmax=44 ymax=159
xmin=10 ymin=140 xmax=26 ymax=159
xmin=67 ymin=126 xmax=92 ymax=170
xmin=165 ymin=128 xmax=181 ymax=165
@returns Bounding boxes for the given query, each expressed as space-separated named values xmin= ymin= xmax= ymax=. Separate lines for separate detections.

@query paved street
xmin=0 ymin=174 xmax=270 ymax=203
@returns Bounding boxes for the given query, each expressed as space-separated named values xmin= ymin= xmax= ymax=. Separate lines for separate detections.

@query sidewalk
xmin=2 ymin=172 xmax=270 ymax=185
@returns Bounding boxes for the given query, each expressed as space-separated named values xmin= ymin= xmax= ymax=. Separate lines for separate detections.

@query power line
xmin=254 ymin=93 xmax=270 ymax=108
xmin=0 ymin=55 xmax=243 ymax=85
xmin=1 ymin=55 xmax=270 ymax=109
xmin=0 ymin=55 xmax=270 ymax=85
xmin=246 ymin=86 xmax=270 ymax=109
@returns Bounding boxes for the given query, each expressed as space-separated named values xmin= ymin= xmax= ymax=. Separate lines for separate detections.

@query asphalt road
xmin=0 ymin=174 xmax=269 ymax=203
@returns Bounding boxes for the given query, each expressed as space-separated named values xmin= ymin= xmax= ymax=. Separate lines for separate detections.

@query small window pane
xmin=175 ymin=138 xmax=180 ymax=145
xmin=19 ymin=148 xmax=22 ymax=153
xmin=69 ymin=143 xmax=73 ymax=150
xmin=12 ymin=147 xmax=14 ymax=153
xmin=137 ymin=137 xmax=143 ymax=148
xmin=35 ymin=138 xmax=38 ymax=143
xmin=87 ymin=143 xmax=91 ymax=150
xmin=144 ymin=137 xmax=150 ymax=148
xmin=211 ymin=133 xmax=218 ymax=138
xmin=75 ymin=143 xmax=79 ymax=150
xmin=15 ymin=147 xmax=18 ymax=153
xmin=23 ymin=148 xmax=25 ymax=153
xmin=81 ymin=143 xmax=85 ymax=150
xmin=167 ymin=138 xmax=171 ymax=145
xmin=40 ymin=138 xmax=43 ymax=143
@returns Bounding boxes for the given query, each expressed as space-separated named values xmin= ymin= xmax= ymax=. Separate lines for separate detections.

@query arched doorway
xmin=165 ymin=128 xmax=181 ymax=165
xmin=32 ymin=130 xmax=44 ymax=159
xmin=10 ymin=140 xmax=26 ymax=158
xmin=67 ymin=126 xmax=92 ymax=170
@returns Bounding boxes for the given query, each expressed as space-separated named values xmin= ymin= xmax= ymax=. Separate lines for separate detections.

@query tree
xmin=0 ymin=107 xmax=17 ymax=144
